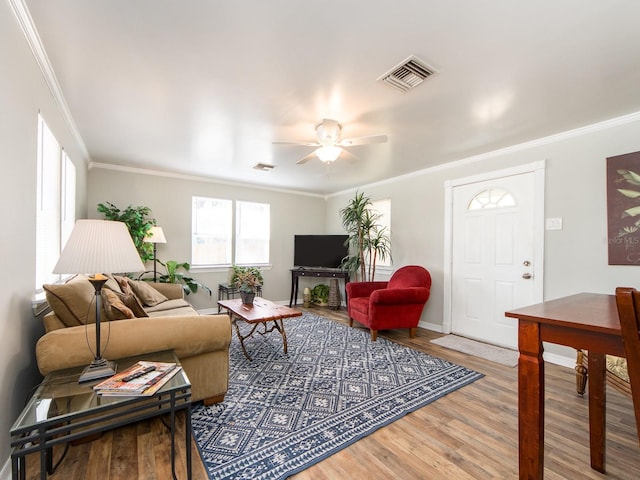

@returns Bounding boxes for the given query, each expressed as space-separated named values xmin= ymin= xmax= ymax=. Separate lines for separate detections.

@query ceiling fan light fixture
xmin=316 ymin=145 xmax=341 ymax=163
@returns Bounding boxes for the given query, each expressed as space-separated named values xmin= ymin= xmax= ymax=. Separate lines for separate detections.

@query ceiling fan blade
xmin=296 ymin=151 xmax=318 ymax=164
xmin=272 ymin=141 xmax=320 ymax=146
xmin=339 ymin=134 xmax=388 ymax=146
xmin=339 ymin=149 xmax=360 ymax=164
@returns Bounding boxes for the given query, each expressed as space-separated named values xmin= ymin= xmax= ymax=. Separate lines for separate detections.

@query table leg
xmin=186 ymin=404 xmax=192 ymax=480
xmin=289 ymin=274 xmax=298 ymax=307
xmin=231 ymin=314 xmax=254 ymax=361
xmin=12 ymin=454 xmax=25 ymax=480
xmin=517 ymin=319 xmax=545 ymax=480
xmin=170 ymin=393 xmax=177 ymax=480
xmin=275 ymin=318 xmax=288 ymax=354
xmin=587 ymin=352 xmax=606 ymax=473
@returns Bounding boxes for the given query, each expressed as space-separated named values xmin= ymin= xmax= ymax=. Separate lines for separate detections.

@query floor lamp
xmin=144 ymin=226 xmax=166 ymax=282
xmin=53 ymin=219 xmax=145 ymax=382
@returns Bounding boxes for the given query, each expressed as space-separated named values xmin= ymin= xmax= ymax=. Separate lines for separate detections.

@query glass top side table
xmin=10 ymin=350 xmax=192 ymax=480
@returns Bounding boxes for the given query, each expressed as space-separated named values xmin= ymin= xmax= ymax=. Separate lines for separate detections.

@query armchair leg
xmin=409 ymin=327 xmax=416 ymax=339
xmin=370 ymin=330 xmax=378 ymax=341
xmin=349 ymin=318 xmax=353 ymax=327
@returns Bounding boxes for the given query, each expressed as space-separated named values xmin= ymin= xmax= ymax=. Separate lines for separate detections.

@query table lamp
xmin=53 ymin=219 xmax=145 ymax=382
xmin=143 ymin=226 xmax=166 ymax=282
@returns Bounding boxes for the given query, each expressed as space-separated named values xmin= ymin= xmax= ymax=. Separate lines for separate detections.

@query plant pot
xmin=240 ymin=291 xmax=255 ymax=305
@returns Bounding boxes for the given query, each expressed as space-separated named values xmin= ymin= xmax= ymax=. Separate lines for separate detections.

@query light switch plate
xmin=546 ymin=217 xmax=563 ymax=230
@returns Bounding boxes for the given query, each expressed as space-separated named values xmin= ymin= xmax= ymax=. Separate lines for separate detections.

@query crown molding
xmin=8 ymin=0 xmax=89 ymax=160
xmin=89 ymin=162 xmax=327 ymax=199
xmin=328 ymin=110 xmax=640 ymax=198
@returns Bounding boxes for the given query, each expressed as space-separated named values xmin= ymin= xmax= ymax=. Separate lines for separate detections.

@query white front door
xmin=450 ymin=171 xmax=539 ymax=349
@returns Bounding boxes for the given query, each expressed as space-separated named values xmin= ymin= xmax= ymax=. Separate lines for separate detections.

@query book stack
xmin=93 ymin=361 xmax=181 ymax=396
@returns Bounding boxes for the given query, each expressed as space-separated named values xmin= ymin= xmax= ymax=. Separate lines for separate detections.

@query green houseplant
xmin=137 ymin=260 xmax=212 ymax=297
xmin=231 ymin=266 xmax=264 ymax=304
xmin=311 ymin=284 xmax=330 ymax=306
xmin=340 ymin=191 xmax=391 ymax=281
xmin=156 ymin=260 xmax=212 ymax=297
xmin=97 ymin=202 xmax=156 ymax=263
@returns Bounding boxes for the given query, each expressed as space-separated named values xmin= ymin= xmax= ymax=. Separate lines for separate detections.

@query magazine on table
xmin=93 ymin=361 xmax=181 ymax=396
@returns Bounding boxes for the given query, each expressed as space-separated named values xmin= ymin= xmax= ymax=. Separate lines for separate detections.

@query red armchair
xmin=346 ymin=265 xmax=432 ymax=341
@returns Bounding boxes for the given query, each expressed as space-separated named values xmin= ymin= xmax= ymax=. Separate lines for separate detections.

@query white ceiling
xmin=24 ymin=0 xmax=640 ymax=195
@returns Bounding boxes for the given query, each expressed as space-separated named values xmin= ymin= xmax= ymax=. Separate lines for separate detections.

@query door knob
xmin=522 ymin=272 xmax=532 ymax=279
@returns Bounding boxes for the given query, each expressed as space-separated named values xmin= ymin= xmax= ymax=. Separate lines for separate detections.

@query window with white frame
xmin=35 ymin=114 xmax=77 ymax=289
xmin=235 ymin=201 xmax=270 ymax=265
xmin=370 ymin=198 xmax=391 ymax=267
xmin=191 ymin=196 xmax=233 ymax=266
xmin=191 ymin=197 xmax=270 ymax=267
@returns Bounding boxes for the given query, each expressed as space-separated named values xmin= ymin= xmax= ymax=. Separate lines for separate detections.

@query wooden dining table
xmin=505 ymin=293 xmax=625 ymax=479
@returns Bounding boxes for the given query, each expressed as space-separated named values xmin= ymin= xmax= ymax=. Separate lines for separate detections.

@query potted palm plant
xmin=340 ymin=191 xmax=391 ymax=281
xmin=231 ymin=266 xmax=263 ymax=304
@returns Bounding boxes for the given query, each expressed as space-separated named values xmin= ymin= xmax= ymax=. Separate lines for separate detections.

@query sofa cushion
xmin=101 ymin=288 xmax=135 ymax=321
xmin=144 ymin=298 xmax=193 ymax=313
xmin=128 ymin=280 xmax=168 ymax=306
xmin=43 ymin=275 xmax=102 ymax=327
xmin=147 ymin=306 xmax=199 ymax=317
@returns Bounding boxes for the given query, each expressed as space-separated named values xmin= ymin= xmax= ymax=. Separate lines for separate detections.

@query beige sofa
xmin=36 ymin=275 xmax=231 ymax=404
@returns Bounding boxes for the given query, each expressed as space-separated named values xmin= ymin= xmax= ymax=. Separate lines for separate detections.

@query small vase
xmin=240 ymin=291 xmax=255 ymax=305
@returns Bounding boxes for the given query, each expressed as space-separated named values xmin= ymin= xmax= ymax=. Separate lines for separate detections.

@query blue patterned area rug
xmin=192 ymin=313 xmax=483 ymax=480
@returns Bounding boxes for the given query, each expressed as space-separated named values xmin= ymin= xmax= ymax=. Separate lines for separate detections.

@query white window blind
xmin=235 ymin=201 xmax=270 ymax=265
xmin=35 ymin=115 xmax=62 ymax=288
xmin=191 ymin=196 xmax=232 ymax=266
xmin=61 ymin=150 xmax=76 ymax=247
xmin=35 ymin=116 xmax=77 ymax=289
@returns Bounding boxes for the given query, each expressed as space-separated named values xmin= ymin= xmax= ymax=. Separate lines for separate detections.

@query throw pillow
xmin=43 ymin=275 xmax=102 ymax=327
xmin=128 ymin=280 xmax=168 ymax=307
xmin=123 ymin=293 xmax=149 ymax=318
xmin=114 ymin=275 xmax=135 ymax=296
xmin=104 ymin=274 xmax=123 ymax=294
xmin=101 ymin=288 xmax=135 ymax=321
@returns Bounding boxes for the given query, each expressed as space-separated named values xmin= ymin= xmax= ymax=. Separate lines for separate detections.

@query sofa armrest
xmin=346 ymin=281 xmax=389 ymax=298
xmin=35 ymin=314 xmax=231 ymax=375
xmin=370 ymin=287 xmax=430 ymax=305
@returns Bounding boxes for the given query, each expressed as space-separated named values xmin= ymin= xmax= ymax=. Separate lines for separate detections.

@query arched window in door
xmin=468 ymin=187 xmax=516 ymax=210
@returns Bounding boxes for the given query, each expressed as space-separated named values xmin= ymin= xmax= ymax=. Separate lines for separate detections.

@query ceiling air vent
xmin=378 ymin=55 xmax=436 ymax=93
xmin=253 ymin=162 xmax=275 ymax=171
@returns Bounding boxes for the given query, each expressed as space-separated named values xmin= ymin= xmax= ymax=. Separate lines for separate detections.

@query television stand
xmin=289 ymin=268 xmax=350 ymax=307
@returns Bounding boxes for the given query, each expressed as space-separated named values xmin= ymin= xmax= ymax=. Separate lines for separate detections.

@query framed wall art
xmin=607 ymin=150 xmax=640 ymax=265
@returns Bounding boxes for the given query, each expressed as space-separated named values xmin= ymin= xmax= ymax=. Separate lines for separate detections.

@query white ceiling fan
xmin=273 ymin=119 xmax=387 ymax=164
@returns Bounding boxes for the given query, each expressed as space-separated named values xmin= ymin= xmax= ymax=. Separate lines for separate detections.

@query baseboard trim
xmin=543 ymin=351 xmax=575 ymax=369
xmin=420 ymin=321 xmax=444 ymax=333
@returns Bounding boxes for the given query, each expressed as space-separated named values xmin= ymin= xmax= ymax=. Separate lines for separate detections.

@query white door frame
xmin=442 ymin=160 xmax=546 ymax=334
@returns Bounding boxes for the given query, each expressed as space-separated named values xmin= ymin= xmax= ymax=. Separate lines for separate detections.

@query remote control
xmin=122 ymin=366 xmax=156 ymax=382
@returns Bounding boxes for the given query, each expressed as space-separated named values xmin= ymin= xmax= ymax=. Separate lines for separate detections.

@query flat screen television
xmin=294 ymin=235 xmax=349 ymax=269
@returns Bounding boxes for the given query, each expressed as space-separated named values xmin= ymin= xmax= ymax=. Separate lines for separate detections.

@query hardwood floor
xmin=23 ymin=306 xmax=639 ymax=479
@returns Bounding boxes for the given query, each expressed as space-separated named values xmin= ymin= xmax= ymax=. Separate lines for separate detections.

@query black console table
xmin=289 ymin=269 xmax=350 ymax=307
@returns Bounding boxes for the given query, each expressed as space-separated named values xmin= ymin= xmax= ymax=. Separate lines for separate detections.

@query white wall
xmin=0 ymin=1 xmax=88 ymax=469
xmin=86 ymin=167 xmax=327 ymax=309
xmin=326 ymin=114 xmax=640 ymax=360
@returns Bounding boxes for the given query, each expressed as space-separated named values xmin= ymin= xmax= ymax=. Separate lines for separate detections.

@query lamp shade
xmin=53 ymin=219 xmax=145 ymax=274
xmin=143 ymin=226 xmax=167 ymax=244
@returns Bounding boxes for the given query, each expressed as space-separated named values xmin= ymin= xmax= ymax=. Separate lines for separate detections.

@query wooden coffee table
xmin=217 ymin=298 xmax=302 ymax=360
